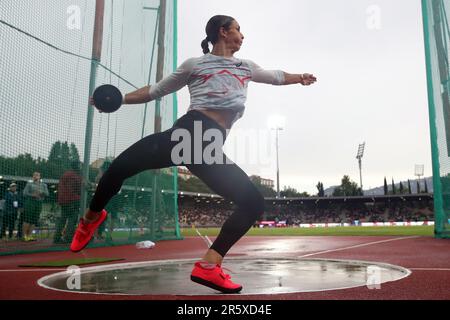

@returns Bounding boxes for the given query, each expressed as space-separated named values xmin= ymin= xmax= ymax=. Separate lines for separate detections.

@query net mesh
xmin=422 ymin=0 xmax=450 ymax=238
xmin=0 ymin=0 xmax=181 ymax=255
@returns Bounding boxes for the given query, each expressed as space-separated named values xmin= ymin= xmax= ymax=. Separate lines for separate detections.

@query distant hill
xmin=324 ymin=177 xmax=433 ymax=196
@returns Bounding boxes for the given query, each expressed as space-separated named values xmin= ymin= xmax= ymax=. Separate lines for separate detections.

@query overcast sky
xmin=177 ymin=0 xmax=431 ymax=195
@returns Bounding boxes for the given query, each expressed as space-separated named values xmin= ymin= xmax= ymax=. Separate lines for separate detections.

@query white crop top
xmin=149 ymin=53 xmax=285 ymax=125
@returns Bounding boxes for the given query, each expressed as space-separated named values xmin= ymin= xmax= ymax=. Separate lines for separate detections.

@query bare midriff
xmin=195 ymin=109 xmax=237 ymax=130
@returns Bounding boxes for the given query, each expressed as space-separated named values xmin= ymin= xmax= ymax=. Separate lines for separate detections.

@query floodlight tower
xmin=356 ymin=142 xmax=366 ymax=193
xmin=415 ymin=164 xmax=424 ymax=191
xmin=268 ymin=116 xmax=286 ymax=198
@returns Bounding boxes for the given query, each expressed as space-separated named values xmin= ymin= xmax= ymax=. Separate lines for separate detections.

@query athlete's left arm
xmin=247 ymin=60 xmax=317 ymax=86
xmin=283 ymin=72 xmax=317 ymax=86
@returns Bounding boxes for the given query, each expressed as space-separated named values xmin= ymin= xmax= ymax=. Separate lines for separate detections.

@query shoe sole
xmin=71 ymin=212 xmax=107 ymax=253
xmin=191 ymin=275 xmax=242 ymax=294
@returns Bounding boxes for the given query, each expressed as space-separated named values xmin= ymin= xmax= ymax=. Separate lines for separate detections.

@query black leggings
xmin=90 ymin=110 xmax=265 ymax=257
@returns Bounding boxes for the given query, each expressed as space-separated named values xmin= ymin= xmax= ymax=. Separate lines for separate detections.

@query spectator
xmin=15 ymin=200 xmax=24 ymax=240
xmin=1 ymin=183 xmax=22 ymax=240
xmin=0 ymin=198 xmax=5 ymax=226
xmin=53 ymin=161 xmax=82 ymax=244
xmin=22 ymin=172 xmax=49 ymax=241
xmin=177 ymin=199 xmax=433 ymax=227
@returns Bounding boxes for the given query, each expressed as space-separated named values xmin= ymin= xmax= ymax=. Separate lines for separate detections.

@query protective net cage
xmin=0 ymin=0 xmax=181 ymax=255
xmin=423 ymin=0 xmax=450 ymax=238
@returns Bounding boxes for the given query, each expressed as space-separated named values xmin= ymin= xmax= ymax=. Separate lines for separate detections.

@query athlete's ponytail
xmin=201 ymin=37 xmax=210 ymax=54
xmin=201 ymin=15 xmax=235 ymax=54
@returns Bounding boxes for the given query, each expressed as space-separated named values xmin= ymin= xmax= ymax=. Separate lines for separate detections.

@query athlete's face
xmin=223 ymin=20 xmax=244 ymax=52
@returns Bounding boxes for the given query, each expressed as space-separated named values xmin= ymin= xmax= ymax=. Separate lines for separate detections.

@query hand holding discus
xmin=90 ymin=84 xmax=123 ymax=113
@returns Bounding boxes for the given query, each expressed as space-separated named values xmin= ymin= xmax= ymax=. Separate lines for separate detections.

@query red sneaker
xmin=70 ymin=210 xmax=107 ymax=253
xmin=190 ymin=261 xmax=242 ymax=294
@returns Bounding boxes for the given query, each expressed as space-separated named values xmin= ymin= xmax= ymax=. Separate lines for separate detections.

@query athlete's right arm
xmin=122 ymin=86 xmax=152 ymax=105
xmin=89 ymin=86 xmax=151 ymax=108
xmin=90 ymin=58 xmax=196 ymax=108
xmin=146 ymin=57 xmax=196 ymax=101
xmin=125 ymin=58 xmax=195 ymax=104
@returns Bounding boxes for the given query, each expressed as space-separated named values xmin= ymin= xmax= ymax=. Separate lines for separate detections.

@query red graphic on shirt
xmin=192 ymin=69 xmax=251 ymax=87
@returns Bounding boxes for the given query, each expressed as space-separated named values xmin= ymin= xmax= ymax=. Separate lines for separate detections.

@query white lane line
xmin=298 ymin=236 xmax=420 ymax=258
xmin=0 ymin=269 xmax=66 ymax=272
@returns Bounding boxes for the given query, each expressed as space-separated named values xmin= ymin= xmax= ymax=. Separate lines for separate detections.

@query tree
xmin=177 ymin=176 xmax=212 ymax=194
xmin=48 ymin=141 xmax=62 ymax=164
xmin=391 ymin=178 xmax=396 ymax=195
xmin=249 ymin=176 xmax=276 ymax=198
xmin=333 ymin=175 xmax=362 ymax=196
xmin=43 ymin=141 xmax=80 ymax=179
xmin=0 ymin=142 xmax=81 ymax=182
xmin=280 ymin=186 xmax=300 ymax=198
xmin=416 ymin=180 xmax=421 ymax=194
xmin=280 ymin=186 xmax=309 ymax=198
xmin=70 ymin=143 xmax=80 ymax=164
xmin=424 ymin=179 xmax=429 ymax=193
xmin=48 ymin=141 xmax=80 ymax=166
xmin=408 ymin=179 xmax=412 ymax=194
xmin=46 ymin=141 xmax=81 ymax=179
xmin=384 ymin=177 xmax=388 ymax=195
xmin=399 ymin=181 xmax=404 ymax=194
xmin=4 ymin=153 xmax=37 ymax=176
xmin=316 ymin=182 xmax=325 ymax=197
xmin=60 ymin=142 xmax=70 ymax=165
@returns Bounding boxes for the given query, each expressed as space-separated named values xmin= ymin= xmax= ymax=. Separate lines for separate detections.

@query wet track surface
xmin=38 ymin=258 xmax=409 ymax=295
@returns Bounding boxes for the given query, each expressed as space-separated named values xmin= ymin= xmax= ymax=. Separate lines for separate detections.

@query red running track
xmin=0 ymin=236 xmax=449 ymax=300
